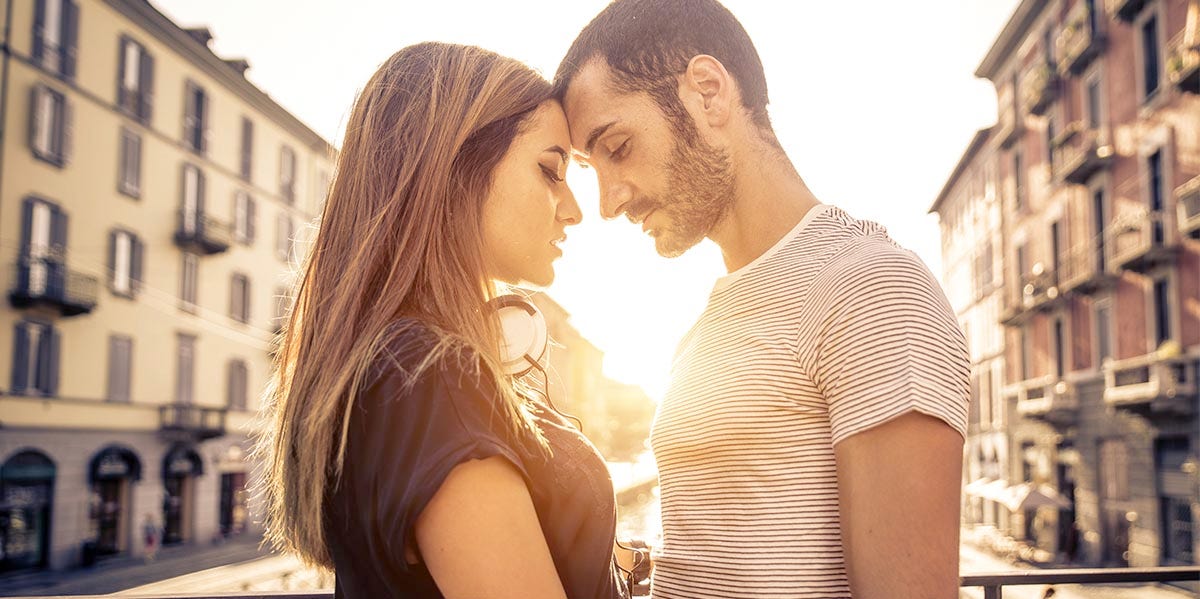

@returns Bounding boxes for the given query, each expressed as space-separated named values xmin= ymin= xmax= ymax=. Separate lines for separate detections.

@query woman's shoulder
xmin=363 ymin=318 xmax=493 ymax=405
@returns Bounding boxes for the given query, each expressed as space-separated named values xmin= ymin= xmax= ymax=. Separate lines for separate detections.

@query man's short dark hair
xmin=554 ymin=0 xmax=774 ymax=134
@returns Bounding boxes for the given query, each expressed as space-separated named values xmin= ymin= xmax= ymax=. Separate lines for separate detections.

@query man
xmin=555 ymin=1 xmax=970 ymax=598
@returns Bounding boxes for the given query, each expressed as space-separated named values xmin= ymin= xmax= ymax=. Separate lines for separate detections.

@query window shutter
xmin=62 ymin=0 xmax=78 ymax=80
xmin=183 ymin=83 xmax=195 ymax=145
xmin=107 ymin=229 xmax=116 ymax=290
xmin=28 ymin=86 xmax=43 ymax=158
xmin=247 ymin=197 xmax=256 ymax=243
xmin=131 ymin=132 xmax=142 ymax=193
xmin=50 ymin=206 xmax=67 ymax=259
xmin=43 ymin=327 xmax=61 ymax=396
xmin=61 ymin=95 xmax=72 ymax=165
xmin=12 ymin=323 xmax=30 ymax=392
xmin=139 ymin=51 xmax=154 ymax=122
xmin=20 ymin=198 xmax=35 ymax=256
xmin=32 ymin=0 xmax=46 ymax=63
xmin=131 ymin=235 xmax=144 ymax=293
xmin=116 ymin=38 xmax=128 ymax=110
xmin=243 ymin=276 xmax=251 ymax=322
xmin=200 ymin=91 xmax=210 ymax=154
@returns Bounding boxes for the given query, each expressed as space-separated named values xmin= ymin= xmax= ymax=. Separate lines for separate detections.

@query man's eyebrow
xmin=583 ymin=120 xmax=618 ymax=156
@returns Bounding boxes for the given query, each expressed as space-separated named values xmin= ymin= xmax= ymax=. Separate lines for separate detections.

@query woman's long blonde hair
xmin=258 ymin=42 xmax=553 ymax=568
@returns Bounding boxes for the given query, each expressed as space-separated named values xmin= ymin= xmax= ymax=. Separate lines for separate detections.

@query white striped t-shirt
xmin=649 ymin=204 xmax=970 ymax=599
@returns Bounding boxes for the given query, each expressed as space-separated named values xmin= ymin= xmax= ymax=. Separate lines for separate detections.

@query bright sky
xmin=153 ymin=0 xmax=1020 ymax=400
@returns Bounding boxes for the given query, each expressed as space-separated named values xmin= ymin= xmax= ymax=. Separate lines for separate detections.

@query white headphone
xmin=487 ymin=294 xmax=548 ymax=377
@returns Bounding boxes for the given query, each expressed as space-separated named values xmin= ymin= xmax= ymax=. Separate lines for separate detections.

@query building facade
xmin=936 ymin=0 xmax=1199 ymax=571
xmin=0 ymin=0 xmax=333 ymax=573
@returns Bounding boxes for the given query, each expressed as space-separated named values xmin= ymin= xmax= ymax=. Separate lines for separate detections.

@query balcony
xmin=995 ymin=86 xmax=1022 ymax=149
xmin=1052 ymin=122 xmax=1113 ymax=185
xmin=1012 ymin=376 xmax=1079 ymax=425
xmin=1058 ymin=239 xmax=1117 ymax=295
xmin=1021 ymin=63 xmax=1059 ymax=116
xmin=1058 ymin=2 xmax=1105 ymax=75
xmin=159 ymin=404 xmax=227 ymax=441
xmin=1106 ymin=0 xmax=1147 ymax=23
xmin=1000 ymin=264 xmax=1059 ymax=326
xmin=1167 ymin=30 xmax=1200 ymax=94
xmin=1104 ymin=352 xmax=1197 ymax=416
xmin=1108 ymin=209 xmax=1179 ymax=273
xmin=1179 ymin=175 xmax=1200 ymax=238
xmin=7 ymin=256 xmax=99 ymax=316
xmin=174 ymin=210 xmax=233 ymax=255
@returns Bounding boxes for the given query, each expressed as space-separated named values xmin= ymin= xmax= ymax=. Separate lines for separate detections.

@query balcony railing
xmin=1179 ymin=175 xmax=1200 ymax=238
xmin=1104 ymin=351 xmax=1197 ymax=415
xmin=17 ymin=567 xmax=1197 ymax=599
xmin=1106 ymin=0 xmax=1148 ymax=22
xmin=1107 ymin=208 xmax=1179 ymax=273
xmin=1167 ymin=29 xmax=1200 ymax=94
xmin=159 ymin=405 xmax=228 ymax=441
xmin=1011 ymin=376 xmax=1079 ymax=425
xmin=1052 ymin=122 xmax=1113 ymax=185
xmin=1058 ymin=2 xmax=1105 ymax=75
xmin=7 ymin=257 xmax=99 ymax=316
xmin=1021 ymin=62 xmax=1059 ymax=116
xmin=1000 ymin=264 xmax=1060 ymax=326
xmin=174 ymin=210 xmax=233 ymax=255
xmin=1058 ymin=238 xmax=1117 ymax=295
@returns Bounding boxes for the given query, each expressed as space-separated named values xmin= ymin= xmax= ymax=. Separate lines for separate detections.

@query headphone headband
xmin=487 ymin=294 xmax=548 ymax=377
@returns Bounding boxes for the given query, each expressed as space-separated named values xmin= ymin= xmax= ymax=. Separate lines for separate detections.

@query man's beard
xmin=634 ymin=124 xmax=737 ymax=258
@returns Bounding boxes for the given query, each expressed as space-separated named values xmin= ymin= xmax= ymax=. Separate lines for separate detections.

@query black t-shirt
xmin=325 ymin=321 xmax=627 ymax=599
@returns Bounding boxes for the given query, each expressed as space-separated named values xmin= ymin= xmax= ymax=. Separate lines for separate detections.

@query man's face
xmin=563 ymin=61 xmax=735 ymax=258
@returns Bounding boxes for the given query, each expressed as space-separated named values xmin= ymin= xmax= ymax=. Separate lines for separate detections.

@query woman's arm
xmin=415 ymin=455 xmax=567 ymax=599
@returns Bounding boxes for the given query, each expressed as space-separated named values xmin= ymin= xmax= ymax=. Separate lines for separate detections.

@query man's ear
xmin=681 ymin=55 xmax=733 ymax=128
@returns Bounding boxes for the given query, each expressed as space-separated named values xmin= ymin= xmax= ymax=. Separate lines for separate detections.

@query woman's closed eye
xmin=540 ymin=163 xmax=565 ymax=183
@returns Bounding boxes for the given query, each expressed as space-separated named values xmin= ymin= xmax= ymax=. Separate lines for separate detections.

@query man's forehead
xmin=563 ymin=61 xmax=632 ymax=152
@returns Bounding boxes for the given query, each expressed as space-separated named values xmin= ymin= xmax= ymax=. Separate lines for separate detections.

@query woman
xmin=260 ymin=43 xmax=627 ymax=598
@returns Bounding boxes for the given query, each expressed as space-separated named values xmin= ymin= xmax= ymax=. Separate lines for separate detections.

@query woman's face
xmin=482 ymin=100 xmax=581 ymax=287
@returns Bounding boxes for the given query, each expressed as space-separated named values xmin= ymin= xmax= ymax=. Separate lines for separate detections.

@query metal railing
xmin=12 ymin=566 xmax=1200 ymax=599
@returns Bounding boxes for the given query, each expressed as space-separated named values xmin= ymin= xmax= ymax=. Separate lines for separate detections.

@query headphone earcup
xmin=487 ymin=295 xmax=548 ymax=377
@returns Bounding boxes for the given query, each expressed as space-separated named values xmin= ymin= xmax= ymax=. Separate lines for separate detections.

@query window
xmin=182 ymin=81 xmax=208 ymax=154
xmin=1096 ymin=300 xmax=1112 ymax=365
xmin=1156 ymin=437 xmax=1195 ymax=566
xmin=1013 ymin=150 xmax=1025 ymax=211
xmin=116 ymin=36 xmax=153 ymax=122
xmin=18 ymin=197 xmax=66 ymax=299
xmin=240 ymin=117 xmax=253 ymax=180
xmin=180 ymin=252 xmax=198 ymax=310
xmin=1016 ymin=242 xmax=1028 ymax=281
xmin=1050 ymin=220 xmax=1062 ymax=284
xmin=276 ymin=213 xmax=294 ymax=262
xmin=106 ymin=335 xmax=133 ymax=402
xmin=11 ymin=320 xmax=59 ymax=396
xmin=1053 ymin=316 xmax=1065 ymax=378
xmin=1092 ymin=186 xmax=1107 ymax=271
xmin=1046 ymin=115 xmax=1055 ymax=168
xmin=1086 ymin=75 xmax=1102 ymax=129
xmin=180 ymin=164 xmax=204 ymax=235
xmin=227 ymin=359 xmax=248 ymax=410
xmin=1153 ymin=277 xmax=1171 ymax=346
xmin=118 ymin=128 xmax=141 ymax=197
xmin=1140 ymin=13 xmax=1161 ymax=101
xmin=107 ymin=229 xmax=143 ymax=298
xmin=1020 ymin=325 xmax=1033 ymax=382
xmin=233 ymin=191 xmax=255 ymax=245
xmin=1148 ymin=150 xmax=1165 ymax=245
xmin=230 ymin=273 xmax=250 ymax=324
xmin=279 ymin=146 xmax=296 ymax=203
xmin=175 ymin=334 xmax=195 ymax=404
xmin=32 ymin=0 xmax=78 ymax=79
xmin=273 ymin=286 xmax=289 ymax=332
xmin=30 ymin=84 xmax=69 ymax=166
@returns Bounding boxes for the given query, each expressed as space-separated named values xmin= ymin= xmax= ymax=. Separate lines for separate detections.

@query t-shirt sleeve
xmin=801 ymin=238 xmax=970 ymax=446
xmin=351 ymin=339 xmax=532 ymax=569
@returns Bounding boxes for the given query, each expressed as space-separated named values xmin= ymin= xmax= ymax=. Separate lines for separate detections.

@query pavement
xmin=0 ymin=535 xmax=323 ymax=597
xmin=3 ymin=529 xmax=1195 ymax=598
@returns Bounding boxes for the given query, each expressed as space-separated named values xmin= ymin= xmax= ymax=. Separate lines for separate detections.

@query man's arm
xmin=834 ymin=412 xmax=964 ymax=599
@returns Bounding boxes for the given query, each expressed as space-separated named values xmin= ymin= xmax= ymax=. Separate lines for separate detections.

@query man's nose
xmin=598 ymin=177 xmax=633 ymax=220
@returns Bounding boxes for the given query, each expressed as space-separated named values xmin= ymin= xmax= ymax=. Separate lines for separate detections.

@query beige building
xmin=0 ymin=0 xmax=333 ymax=573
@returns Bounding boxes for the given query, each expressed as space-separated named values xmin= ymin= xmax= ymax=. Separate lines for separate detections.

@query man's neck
xmin=709 ymin=149 xmax=821 ymax=273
